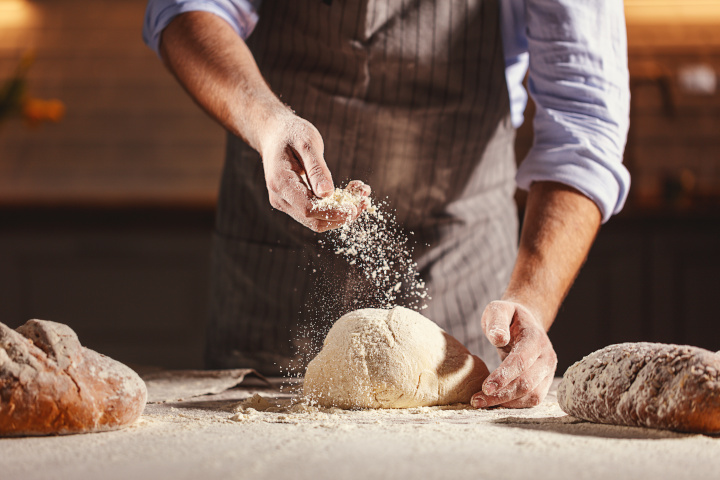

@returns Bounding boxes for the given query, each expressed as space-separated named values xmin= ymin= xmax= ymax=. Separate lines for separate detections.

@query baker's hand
xmin=259 ymin=112 xmax=367 ymax=232
xmin=471 ymin=300 xmax=557 ymax=409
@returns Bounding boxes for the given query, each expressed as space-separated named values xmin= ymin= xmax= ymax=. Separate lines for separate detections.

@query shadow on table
xmin=492 ymin=415 xmax=714 ymax=440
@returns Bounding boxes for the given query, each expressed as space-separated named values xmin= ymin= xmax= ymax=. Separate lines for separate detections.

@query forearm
xmin=503 ymin=181 xmax=602 ymax=330
xmin=159 ymin=11 xmax=288 ymax=153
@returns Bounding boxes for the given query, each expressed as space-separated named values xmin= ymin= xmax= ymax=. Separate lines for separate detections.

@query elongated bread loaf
xmin=558 ymin=343 xmax=720 ymax=433
xmin=0 ymin=319 xmax=147 ymax=436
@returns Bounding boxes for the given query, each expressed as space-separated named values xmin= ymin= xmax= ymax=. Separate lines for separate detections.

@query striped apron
xmin=205 ymin=0 xmax=518 ymax=374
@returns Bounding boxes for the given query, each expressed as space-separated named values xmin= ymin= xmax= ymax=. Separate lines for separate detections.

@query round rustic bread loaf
xmin=558 ymin=342 xmax=720 ymax=433
xmin=0 ymin=319 xmax=147 ymax=436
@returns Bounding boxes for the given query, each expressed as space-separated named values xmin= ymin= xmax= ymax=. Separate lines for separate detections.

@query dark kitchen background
xmin=1 ymin=0 xmax=719 ymax=372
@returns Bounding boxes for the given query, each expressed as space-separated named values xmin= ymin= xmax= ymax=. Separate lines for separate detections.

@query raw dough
xmin=303 ymin=306 xmax=489 ymax=409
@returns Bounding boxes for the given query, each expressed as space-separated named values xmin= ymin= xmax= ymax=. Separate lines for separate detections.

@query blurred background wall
xmin=0 ymin=0 xmax=224 ymax=367
xmin=1 ymin=0 xmax=719 ymax=372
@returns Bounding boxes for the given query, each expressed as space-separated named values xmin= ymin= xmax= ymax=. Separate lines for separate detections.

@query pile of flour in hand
xmin=312 ymin=181 xmax=428 ymax=310
xmin=311 ymin=183 xmax=375 ymax=216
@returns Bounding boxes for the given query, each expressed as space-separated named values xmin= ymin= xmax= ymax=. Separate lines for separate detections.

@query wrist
xmin=499 ymin=293 xmax=555 ymax=332
xmin=234 ymin=95 xmax=291 ymax=155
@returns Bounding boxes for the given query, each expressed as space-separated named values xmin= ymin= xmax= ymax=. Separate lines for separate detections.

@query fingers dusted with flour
xmin=471 ymin=301 xmax=557 ymax=408
xmin=346 ymin=179 xmax=371 ymax=197
xmin=345 ymin=180 xmax=373 ymax=211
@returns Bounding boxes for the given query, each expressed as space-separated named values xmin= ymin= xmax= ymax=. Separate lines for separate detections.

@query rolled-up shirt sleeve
xmin=515 ymin=0 xmax=631 ymax=222
xmin=142 ymin=0 xmax=261 ymax=56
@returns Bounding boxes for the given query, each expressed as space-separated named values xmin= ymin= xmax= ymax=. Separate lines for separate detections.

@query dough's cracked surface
xmin=303 ymin=306 xmax=489 ymax=409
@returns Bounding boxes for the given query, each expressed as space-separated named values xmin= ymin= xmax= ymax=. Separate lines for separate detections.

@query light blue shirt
xmin=143 ymin=0 xmax=630 ymax=222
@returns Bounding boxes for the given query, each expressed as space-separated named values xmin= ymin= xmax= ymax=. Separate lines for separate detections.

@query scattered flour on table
xmin=225 ymin=392 xmax=566 ymax=430
xmin=4 ymin=389 xmax=719 ymax=480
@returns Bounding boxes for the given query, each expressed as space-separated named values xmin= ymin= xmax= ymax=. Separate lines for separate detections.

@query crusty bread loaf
xmin=558 ymin=342 xmax=720 ymax=433
xmin=0 ymin=319 xmax=147 ymax=436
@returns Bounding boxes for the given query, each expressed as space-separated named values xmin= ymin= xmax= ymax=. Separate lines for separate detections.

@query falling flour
xmin=312 ymin=183 xmax=429 ymax=310
xmin=282 ymin=183 xmax=431 ymax=379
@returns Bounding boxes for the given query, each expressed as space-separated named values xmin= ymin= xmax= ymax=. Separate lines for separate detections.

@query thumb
xmin=296 ymin=140 xmax=334 ymax=198
xmin=481 ymin=301 xmax=513 ymax=348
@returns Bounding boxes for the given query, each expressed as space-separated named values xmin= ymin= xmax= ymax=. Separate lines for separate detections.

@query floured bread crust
xmin=303 ymin=306 xmax=489 ymax=409
xmin=558 ymin=342 xmax=720 ymax=433
xmin=0 ymin=319 xmax=147 ymax=436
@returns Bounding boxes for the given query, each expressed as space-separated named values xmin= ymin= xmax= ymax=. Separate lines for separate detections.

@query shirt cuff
xmin=516 ymin=143 xmax=631 ymax=224
xmin=143 ymin=0 xmax=259 ymax=57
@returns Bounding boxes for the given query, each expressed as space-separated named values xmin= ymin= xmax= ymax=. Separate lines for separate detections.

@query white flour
xmin=287 ymin=183 xmax=431 ymax=377
xmin=312 ymin=186 xmax=375 ymax=215
xmin=3 ymin=382 xmax=720 ymax=480
xmin=314 ymin=184 xmax=428 ymax=310
xmin=227 ymin=391 xmax=562 ymax=428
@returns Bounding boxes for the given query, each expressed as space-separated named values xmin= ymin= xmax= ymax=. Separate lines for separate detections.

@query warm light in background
xmin=625 ymin=0 xmax=720 ymax=24
xmin=0 ymin=0 xmax=39 ymax=29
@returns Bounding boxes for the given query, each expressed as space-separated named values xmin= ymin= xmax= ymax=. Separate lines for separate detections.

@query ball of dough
xmin=303 ymin=306 xmax=489 ymax=409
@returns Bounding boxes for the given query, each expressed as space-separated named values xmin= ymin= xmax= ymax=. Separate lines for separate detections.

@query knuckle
xmin=268 ymin=195 xmax=283 ymax=210
xmin=266 ymin=178 xmax=280 ymax=194
xmin=299 ymin=141 xmax=314 ymax=154
xmin=516 ymin=378 xmax=532 ymax=396
xmin=347 ymin=181 xmax=362 ymax=194
xmin=306 ymin=123 xmax=323 ymax=145
xmin=308 ymin=219 xmax=324 ymax=232
xmin=303 ymin=207 xmax=315 ymax=218
xmin=489 ymin=328 xmax=508 ymax=344
xmin=306 ymin=163 xmax=326 ymax=179
xmin=292 ymin=121 xmax=323 ymax=149
xmin=482 ymin=302 xmax=507 ymax=328
xmin=487 ymin=301 xmax=504 ymax=313
xmin=511 ymin=355 xmax=526 ymax=375
xmin=549 ymin=350 xmax=558 ymax=367
xmin=525 ymin=392 xmax=543 ymax=407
